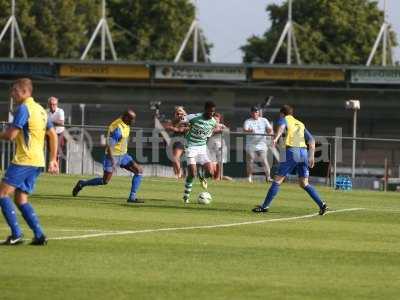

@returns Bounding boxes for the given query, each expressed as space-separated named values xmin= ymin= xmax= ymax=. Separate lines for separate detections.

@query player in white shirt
xmin=243 ymin=106 xmax=274 ymax=183
xmin=47 ymin=97 xmax=65 ymax=163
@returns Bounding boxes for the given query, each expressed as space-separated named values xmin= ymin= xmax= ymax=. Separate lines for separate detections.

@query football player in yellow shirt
xmin=0 ymin=78 xmax=59 ymax=246
xmin=72 ymin=110 xmax=144 ymax=203
xmin=252 ymin=105 xmax=328 ymax=215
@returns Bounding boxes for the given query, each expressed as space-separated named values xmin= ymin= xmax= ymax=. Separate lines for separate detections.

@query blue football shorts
xmin=2 ymin=163 xmax=42 ymax=194
xmin=103 ymin=154 xmax=134 ymax=172
xmin=277 ymin=147 xmax=310 ymax=178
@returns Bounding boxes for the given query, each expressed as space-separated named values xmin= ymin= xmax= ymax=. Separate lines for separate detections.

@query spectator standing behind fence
xmin=243 ymin=106 xmax=274 ymax=183
xmin=207 ymin=113 xmax=228 ymax=180
xmin=163 ymin=106 xmax=188 ymax=179
xmin=47 ymin=97 xmax=65 ymax=164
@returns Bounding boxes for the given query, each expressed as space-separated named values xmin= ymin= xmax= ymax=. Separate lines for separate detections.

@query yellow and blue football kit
xmin=276 ymin=115 xmax=313 ymax=178
xmin=256 ymin=114 xmax=326 ymax=214
xmin=0 ymin=96 xmax=52 ymax=243
xmin=3 ymin=97 xmax=53 ymax=194
xmin=103 ymin=118 xmax=134 ymax=172
xmin=73 ymin=117 xmax=143 ymax=202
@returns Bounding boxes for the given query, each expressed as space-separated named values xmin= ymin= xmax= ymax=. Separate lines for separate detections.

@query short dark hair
xmin=280 ymin=105 xmax=294 ymax=116
xmin=250 ymin=105 xmax=260 ymax=113
xmin=204 ymin=101 xmax=216 ymax=110
xmin=123 ymin=109 xmax=136 ymax=118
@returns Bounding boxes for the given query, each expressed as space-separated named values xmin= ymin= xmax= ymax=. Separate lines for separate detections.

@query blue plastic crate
xmin=336 ymin=175 xmax=352 ymax=191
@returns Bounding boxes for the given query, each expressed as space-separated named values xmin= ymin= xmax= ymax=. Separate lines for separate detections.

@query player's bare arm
xmin=273 ymin=125 xmax=286 ymax=146
xmin=213 ymin=123 xmax=225 ymax=134
xmin=0 ymin=127 xmax=20 ymax=141
xmin=307 ymin=139 xmax=316 ymax=169
xmin=105 ymin=145 xmax=116 ymax=170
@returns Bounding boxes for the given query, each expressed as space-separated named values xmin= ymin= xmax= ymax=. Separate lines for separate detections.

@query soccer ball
xmin=197 ymin=192 xmax=212 ymax=205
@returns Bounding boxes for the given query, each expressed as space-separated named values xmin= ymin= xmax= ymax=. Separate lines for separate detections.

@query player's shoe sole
xmin=72 ymin=180 xmax=83 ymax=197
xmin=127 ymin=198 xmax=145 ymax=203
xmin=183 ymin=196 xmax=190 ymax=204
xmin=319 ymin=203 xmax=329 ymax=215
xmin=252 ymin=205 xmax=268 ymax=213
xmin=1 ymin=235 xmax=24 ymax=246
xmin=30 ymin=235 xmax=48 ymax=246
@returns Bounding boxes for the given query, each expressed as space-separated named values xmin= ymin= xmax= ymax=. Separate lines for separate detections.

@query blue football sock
xmin=303 ymin=185 xmax=324 ymax=208
xmin=81 ymin=177 xmax=104 ymax=187
xmin=129 ymin=174 xmax=143 ymax=200
xmin=18 ymin=203 xmax=44 ymax=239
xmin=261 ymin=182 xmax=280 ymax=209
xmin=0 ymin=197 xmax=22 ymax=238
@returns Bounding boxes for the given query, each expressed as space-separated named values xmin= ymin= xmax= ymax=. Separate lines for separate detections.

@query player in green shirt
xmin=183 ymin=101 xmax=217 ymax=203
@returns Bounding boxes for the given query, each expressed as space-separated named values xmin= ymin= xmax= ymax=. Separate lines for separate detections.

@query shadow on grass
xmin=121 ymin=199 xmax=280 ymax=214
xmin=31 ymin=194 xmax=283 ymax=215
xmin=31 ymin=194 xmax=117 ymax=201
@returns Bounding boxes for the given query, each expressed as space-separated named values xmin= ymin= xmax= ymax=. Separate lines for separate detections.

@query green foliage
xmin=241 ymin=0 xmax=397 ymax=65
xmin=0 ymin=0 xmax=34 ymax=57
xmin=107 ymin=0 xmax=211 ymax=61
xmin=0 ymin=0 xmax=210 ymax=60
xmin=0 ymin=0 xmax=99 ymax=58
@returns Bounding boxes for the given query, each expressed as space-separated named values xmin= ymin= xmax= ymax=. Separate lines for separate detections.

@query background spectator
xmin=47 ymin=96 xmax=65 ymax=164
xmin=163 ymin=106 xmax=188 ymax=179
xmin=207 ymin=113 xmax=229 ymax=180
xmin=243 ymin=106 xmax=273 ymax=183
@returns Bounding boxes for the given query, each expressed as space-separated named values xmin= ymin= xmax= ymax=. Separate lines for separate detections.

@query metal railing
xmin=1 ymin=122 xmax=399 ymax=191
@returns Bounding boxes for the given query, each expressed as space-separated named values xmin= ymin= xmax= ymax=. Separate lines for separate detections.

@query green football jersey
xmin=185 ymin=113 xmax=217 ymax=147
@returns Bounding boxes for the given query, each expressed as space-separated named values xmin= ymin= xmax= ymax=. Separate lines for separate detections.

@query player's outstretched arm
xmin=105 ymin=145 xmax=116 ymax=170
xmin=0 ymin=127 xmax=20 ymax=141
xmin=305 ymin=129 xmax=316 ymax=168
xmin=273 ymin=125 xmax=285 ymax=147
xmin=46 ymin=127 xmax=59 ymax=174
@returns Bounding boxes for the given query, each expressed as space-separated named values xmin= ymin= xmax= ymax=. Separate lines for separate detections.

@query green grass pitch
xmin=1 ymin=174 xmax=400 ymax=300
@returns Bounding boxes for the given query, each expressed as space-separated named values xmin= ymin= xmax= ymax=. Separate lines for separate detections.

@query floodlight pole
xmin=351 ymin=108 xmax=357 ymax=179
xmin=346 ymin=100 xmax=360 ymax=179
xmin=367 ymin=0 xmax=392 ymax=66
xmin=174 ymin=0 xmax=210 ymax=63
xmin=81 ymin=0 xmax=117 ymax=61
xmin=270 ymin=0 xmax=301 ymax=65
xmin=0 ymin=0 xmax=27 ymax=58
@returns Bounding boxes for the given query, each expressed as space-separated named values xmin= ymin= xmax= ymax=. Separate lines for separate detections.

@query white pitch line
xmin=51 ymin=229 xmax=120 ymax=233
xmin=50 ymin=208 xmax=365 ymax=241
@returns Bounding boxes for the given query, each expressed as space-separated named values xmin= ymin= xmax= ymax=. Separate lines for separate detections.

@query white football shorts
xmin=186 ymin=145 xmax=211 ymax=165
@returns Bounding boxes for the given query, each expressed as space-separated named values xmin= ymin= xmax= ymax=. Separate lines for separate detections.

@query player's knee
xmin=299 ymin=180 xmax=308 ymax=189
xmin=102 ymin=178 xmax=110 ymax=185
xmin=136 ymin=165 xmax=144 ymax=174
xmin=0 ymin=189 xmax=10 ymax=198
xmin=273 ymin=176 xmax=285 ymax=185
xmin=15 ymin=198 xmax=28 ymax=206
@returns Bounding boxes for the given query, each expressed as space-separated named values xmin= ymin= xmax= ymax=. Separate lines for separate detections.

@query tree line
xmin=0 ymin=0 xmax=202 ymax=61
xmin=0 ymin=0 xmax=396 ymax=65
